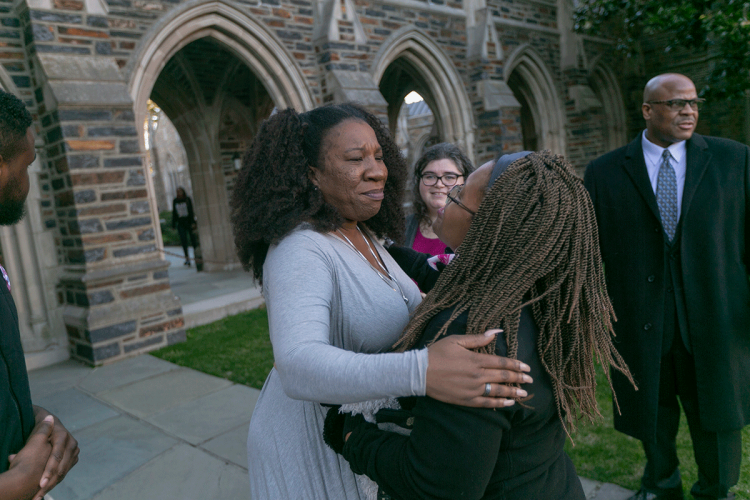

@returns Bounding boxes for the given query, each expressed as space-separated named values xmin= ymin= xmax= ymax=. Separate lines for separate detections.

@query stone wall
xmin=6 ymin=0 xmax=708 ymax=366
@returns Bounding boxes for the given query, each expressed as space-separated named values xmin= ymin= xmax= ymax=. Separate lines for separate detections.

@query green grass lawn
xmin=152 ymin=308 xmax=749 ymax=498
xmin=152 ymin=307 xmax=274 ymax=389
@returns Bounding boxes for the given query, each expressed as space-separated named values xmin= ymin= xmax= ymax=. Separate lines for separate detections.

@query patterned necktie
xmin=656 ymin=149 xmax=678 ymax=241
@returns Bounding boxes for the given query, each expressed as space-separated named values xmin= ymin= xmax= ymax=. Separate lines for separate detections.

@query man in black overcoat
xmin=584 ymin=73 xmax=749 ymax=500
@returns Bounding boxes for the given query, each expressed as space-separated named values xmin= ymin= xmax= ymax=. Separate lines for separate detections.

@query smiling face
xmin=433 ymin=160 xmax=493 ymax=250
xmin=0 ymin=127 xmax=35 ymax=225
xmin=642 ymin=74 xmax=699 ymax=147
xmin=310 ymin=119 xmax=387 ymax=226
xmin=418 ymin=158 xmax=464 ymax=219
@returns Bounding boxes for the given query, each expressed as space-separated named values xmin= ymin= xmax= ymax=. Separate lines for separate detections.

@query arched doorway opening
xmin=371 ymin=27 xmax=476 ymax=168
xmin=146 ymin=37 xmax=274 ymax=270
xmin=129 ymin=1 xmax=313 ymax=270
xmin=505 ymin=45 xmax=566 ymax=155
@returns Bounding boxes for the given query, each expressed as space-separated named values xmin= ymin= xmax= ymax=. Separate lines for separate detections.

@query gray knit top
xmin=247 ymin=225 xmax=426 ymax=500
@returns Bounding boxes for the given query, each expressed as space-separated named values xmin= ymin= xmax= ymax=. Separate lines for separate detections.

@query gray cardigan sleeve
xmin=263 ymin=231 xmax=428 ymax=404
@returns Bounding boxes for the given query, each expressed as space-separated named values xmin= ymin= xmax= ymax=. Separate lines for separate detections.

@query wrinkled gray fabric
xmin=247 ymin=226 xmax=426 ymax=500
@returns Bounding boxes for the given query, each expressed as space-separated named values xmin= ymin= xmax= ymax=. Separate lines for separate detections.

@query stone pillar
xmin=465 ymin=2 xmax=522 ymax=163
xmin=33 ymin=52 xmax=186 ymax=365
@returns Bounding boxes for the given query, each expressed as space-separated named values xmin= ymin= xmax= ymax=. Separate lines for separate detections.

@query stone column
xmin=33 ymin=53 xmax=186 ymax=365
xmin=465 ymin=1 xmax=522 ymax=163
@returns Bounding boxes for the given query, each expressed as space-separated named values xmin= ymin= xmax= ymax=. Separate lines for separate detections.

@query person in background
xmin=172 ymin=186 xmax=197 ymax=266
xmin=0 ymin=89 xmax=79 ymax=500
xmin=584 ymin=73 xmax=749 ymax=500
xmin=230 ymin=103 xmax=531 ymax=500
xmin=404 ymin=143 xmax=474 ymax=255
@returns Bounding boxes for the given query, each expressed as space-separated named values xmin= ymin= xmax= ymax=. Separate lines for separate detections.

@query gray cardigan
xmin=247 ymin=226 xmax=426 ymax=500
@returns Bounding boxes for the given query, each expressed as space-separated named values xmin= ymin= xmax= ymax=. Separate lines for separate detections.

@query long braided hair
xmin=395 ymin=151 xmax=634 ymax=433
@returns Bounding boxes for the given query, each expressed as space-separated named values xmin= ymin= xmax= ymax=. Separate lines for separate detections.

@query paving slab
xmin=32 ymin=388 xmax=119 ymax=433
xmin=591 ymin=482 xmax=635 ymax=499
xmin=581 ymin=476 xmax=599 ymax=498
xmin=48 ymin=415 xmax=178 ymax=500
xmin=97 ymin=367 xmax=232 ymax=418
xmin=146 ymin=383 xmax=258 ymax=445
xmin=27 ymin=359 xmax=92 ymax=400
xmin=77 ymin=354 xmax=178 ymax=394
xmin=200 ymin=422 xmax=250 ymax=469
xmin=91 ymin=443 xmax=249 ymax=500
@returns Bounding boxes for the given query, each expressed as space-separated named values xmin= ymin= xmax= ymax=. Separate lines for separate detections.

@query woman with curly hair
xmin=330 ymin=151 xmax=635 ymax=499
xmin=405 ymin=143 xmax=474 ymax=254
xmin=230 ymin=103 xmax=531 ymax=499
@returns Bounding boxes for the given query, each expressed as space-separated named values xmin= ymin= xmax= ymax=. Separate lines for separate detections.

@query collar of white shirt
xmin=641 ymin=130 xmax=686 ymax=170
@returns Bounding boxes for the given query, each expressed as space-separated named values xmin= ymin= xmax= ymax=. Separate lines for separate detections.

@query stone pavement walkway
xmin=161 ymin=246 xmax=263 ymax=329
xmin=29 ymin=355 xmax=257 ymax=499
xmin=27 ymin=354 xmax=635 ymax=500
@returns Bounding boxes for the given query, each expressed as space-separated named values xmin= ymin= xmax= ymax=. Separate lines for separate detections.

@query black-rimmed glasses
xmin=420 ymin=172 xmax=462 ymax=187
xmin=446 ymin=184 xmax=476 ymax=216
xmin=646 ymin=98 xmax=705 ymax=111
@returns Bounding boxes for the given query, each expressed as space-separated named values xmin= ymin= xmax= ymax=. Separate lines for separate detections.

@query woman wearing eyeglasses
xmin=405 ymin=143 xmax=474 ymax=255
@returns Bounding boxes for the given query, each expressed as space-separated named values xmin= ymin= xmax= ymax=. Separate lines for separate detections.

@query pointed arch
xmin=589 ymin=56 xmax=627 ymax=151
xmin=504 ymin=44 xmax=566 ymax=155
xmin=371 ymin=26 xmax=476 ymax=163
xmin=128 ymin=0 xmax=315 ymax=137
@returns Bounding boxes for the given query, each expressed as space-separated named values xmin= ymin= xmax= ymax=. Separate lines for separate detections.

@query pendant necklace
xmin=334 ymin=226 xmax=409 ymax=305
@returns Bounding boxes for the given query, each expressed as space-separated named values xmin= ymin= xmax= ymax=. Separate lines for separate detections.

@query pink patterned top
xmin=412 ymin=225 xmax=448 ymax=256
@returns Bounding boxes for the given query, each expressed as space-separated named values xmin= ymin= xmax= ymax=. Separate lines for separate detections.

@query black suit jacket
xmin=584 ymin=133 xmax=750 ymax=441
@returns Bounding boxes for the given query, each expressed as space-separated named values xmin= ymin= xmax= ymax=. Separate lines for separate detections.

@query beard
xmin=0 ymin=175 xmax=27 ymax=225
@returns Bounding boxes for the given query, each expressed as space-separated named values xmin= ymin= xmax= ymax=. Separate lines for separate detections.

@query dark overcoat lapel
xmin=681 ymin=133 xmax=711 ymax=221
xmin=622 ymin=139 xmax=660 ymax=224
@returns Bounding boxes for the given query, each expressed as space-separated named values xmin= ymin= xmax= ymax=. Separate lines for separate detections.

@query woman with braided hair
xmin=232 ymin=103 xmax=532 ymax=500
xmin=330 ymin=151 xmax=635 ymax=499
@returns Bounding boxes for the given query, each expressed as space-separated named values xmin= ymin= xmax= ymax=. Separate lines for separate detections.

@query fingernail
xmin=517 ymin=390 xmax=528 ymax=398
xmin=43 ymin=415 xmax=54 ymax=423
xmin=484 ymin=330 xmax=497 ymax=337
xmin=523 ymin=375 xmax=534 ymax=383
xmin=40 ymin=477 xmax=48 ymax=488
xmin=503 ymin=399 xmax=515 ymax=406
xmin=519 ymin=363 xmax=531 ymax=372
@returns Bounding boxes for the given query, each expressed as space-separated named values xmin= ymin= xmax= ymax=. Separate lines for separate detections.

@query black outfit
xmin=342 ymin=250 xmax=584 ymax=500
xmin=384 ymin=245 xmax=446 ymax=292
xmin=584 ymin=133 xmax=749 ymax=498
xmin=404 ymin=213 xmax=419 ymax=248
xmin=172 ymin=196 xmax=197 ymax=262
xmin=0 ymin=271 xmax=35 ymax=474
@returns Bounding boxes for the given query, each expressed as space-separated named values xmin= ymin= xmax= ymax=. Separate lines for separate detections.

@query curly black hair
xmin=230 ymin=103 xmax=408 ymax=283
xmin=411 ymin=142 xmax=474 ymax=226
xmin=0 ymin=90 xmax=32 ymax=161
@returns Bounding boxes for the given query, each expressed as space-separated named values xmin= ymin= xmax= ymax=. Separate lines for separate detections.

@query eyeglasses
xmin=420 ymin=172 xmax=462 ymax=187
xmin=445 ymin=184 xmax=476 ymax=216
xmin=646 ymin=98 xmax=705 ymax=111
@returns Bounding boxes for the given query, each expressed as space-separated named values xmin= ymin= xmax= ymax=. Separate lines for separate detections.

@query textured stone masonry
xmin=1 ymin=0 xmax=744 ymax=366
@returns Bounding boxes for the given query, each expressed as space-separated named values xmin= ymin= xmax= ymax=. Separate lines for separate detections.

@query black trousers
xmin=641 ymin=329 xmax=742 ymax=499
xmin=176 ymin=224 xmax=198 ymax=259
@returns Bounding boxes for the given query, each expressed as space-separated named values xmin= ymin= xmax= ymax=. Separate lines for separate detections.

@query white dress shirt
xmin=641 ymin=130 xmax=687 ymax=221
